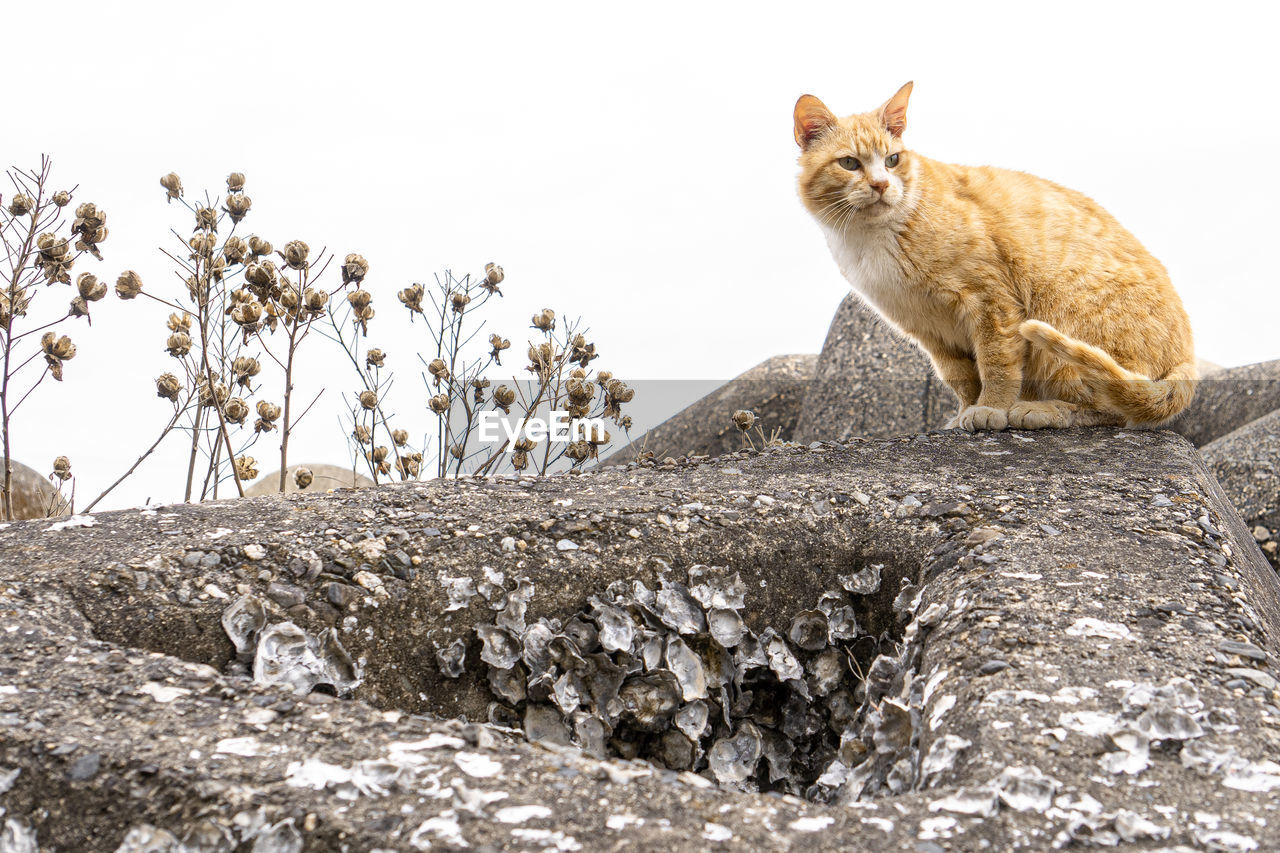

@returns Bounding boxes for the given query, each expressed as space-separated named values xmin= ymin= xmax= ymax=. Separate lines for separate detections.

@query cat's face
xmin=794 ymin=84 xmax=914 ymax=230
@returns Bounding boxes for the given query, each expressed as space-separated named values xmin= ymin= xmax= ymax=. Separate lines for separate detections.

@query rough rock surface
xmin=1171 ymin=358 xmax=1280 ymax=447
xmin=1202 ymin=408 xmax=1280 ymax=571
xmin=607 ymin=354 xmax=816 ymax=462
xmin=2 ymin=430 xmax=1280 ymax=850
xmin=246 ymin=463 xmax=376 ymax=497
xmin=794 ymin=294 xmax=954 ymax=443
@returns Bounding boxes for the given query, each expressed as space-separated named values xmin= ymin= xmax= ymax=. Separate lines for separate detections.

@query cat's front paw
xmin=1008 ymin=400 xmax=1076 ymax=430
xmin=947 ymin=405 xmax=1008 ymax=432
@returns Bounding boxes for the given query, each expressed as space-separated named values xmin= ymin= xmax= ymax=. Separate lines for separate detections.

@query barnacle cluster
xmin=221 ymin=595 xmax=361 ymax=695
xmin=458 ymin=561 xmax=922 ymax=800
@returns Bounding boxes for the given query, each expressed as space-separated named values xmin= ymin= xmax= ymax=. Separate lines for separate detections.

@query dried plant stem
xmin=184 ymin=402 xmax=204 ymax=502
xmin=326 ymin=313 xmax=405 ymax=481
xmin=0 ymin=160 xmax=47 ymax=520
xmin=196 ymin=309 xmax=244 ymax=498
xmin=277 ymin=319 xmax=300 ymax=493
xmin=83 ymin=400 xmax=189 ymax=513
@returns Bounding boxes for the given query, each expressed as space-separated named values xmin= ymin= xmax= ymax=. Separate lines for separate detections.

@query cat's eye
xmin=837 ymin=156 xmax=861 ymax=171
xmin=886 ymin=153 xmax=900 ymax=168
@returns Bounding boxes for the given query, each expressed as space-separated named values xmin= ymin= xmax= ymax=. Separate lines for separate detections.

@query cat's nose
xmin=870 ymin=180 xmax=889 ymax=195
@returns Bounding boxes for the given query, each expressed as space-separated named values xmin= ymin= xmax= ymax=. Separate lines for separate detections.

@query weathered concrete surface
xmin=1202 ymin=408 xmax=1280 ymax=570
xmin=3 ymin=430 xmax=1280 ymax=850
xmin=794 ymin=294 xmax=954 ymax=443
xmin=1171 ymin=358 xmax=1280 ymax=446
xmin=606 ymin=354 xmax=816 ymax=463
xmin=246 ymin=462 xmax=376 ymax=497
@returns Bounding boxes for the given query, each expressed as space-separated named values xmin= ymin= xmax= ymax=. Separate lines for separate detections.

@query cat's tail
xmin=1018 ymin=320 xmax=1197 ymax=426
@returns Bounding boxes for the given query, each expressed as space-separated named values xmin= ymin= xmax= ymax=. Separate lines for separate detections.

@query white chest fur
xmin=822 ymin=224 xmax=911 ymax=325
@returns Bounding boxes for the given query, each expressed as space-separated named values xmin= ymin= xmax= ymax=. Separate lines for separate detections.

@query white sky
xmin=5 ymin=0 xmax=1278 ymax=510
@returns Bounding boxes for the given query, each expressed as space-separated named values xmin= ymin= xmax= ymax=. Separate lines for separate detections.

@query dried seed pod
xmin=166 ymin=332 xmax=192 ymax=357
xmin=41 ymin=333 xmax=76 ymax=361
xmin=71 ymin=204 xmax=107 ymax=259
xmin=451 ymin=292 xmax=471 ymax=313
xmin=472 ymin=377 xmax=490 ymax=405
xmin=224 ymin=397 xmax=250 ymax=425
xmin=367 ymin=445 xmax=390 ymax=475
xmin=248 ymin=235 xmax=273 ymax=257
xmin=493 ymin=385 xmax=516 ymax=413
xmin=596 ymin=370 xmax=613 ymax=385
xmin=230 ymin=300 xmax=263 ymax=327
xmin=527 ymin=342 xmax=553 ymax=374
xmin=232 ymin=356 xmax=261 ymax=388
xmin=484 ymin=262 xmax=504 ymax=288
xmin=167 ymin=312 xmax=192 ymax=332
xmin=566 ymin=377 xmax=595 ymax=405
xmin=366 ymin=348 xmax=385 ymax=368
xmin=566 ymin=440 xmax=591 ymax=462
xmin=428 ymin=393 xmax=449 ymax=415
xmin=449 ymin=444 xmax=464 ymax=460
xmin=51 ymin=456 xmax=72 ymax=482
xmin=489 ymin=334 xmax=510 ymax=364
xmin=188 ymin=232 xmax=217 ymax=258
xmin=511 ymin=450 xmax=529 ymax=471
xmin=223 ymin=193 xmax=252 ymax=224
xmin=392 ymin=428 xmax=409 ymax=447
xmin=255 ymin=400 xmax=282 ymax=432
xmin=396 ymin=452 xmax=422 ymax=480
xmin=0 ymin=287 xmax=30 ymax=324
xmin=160 ymin=172 xmax=183 ymax=202
xmin=7 ymin=195 xmax=34 ymax=216
xmin=41 ymin=332 xmax=76 ymax=380
xmin=513 ymin=437 xmax=535 ymax=453
xmin=531 ymin=308 xmax=556 ymax=332
xmin=586 ymin=425 xmax=611 ymax=446
xmin=606 ymin=379 xmax=634 ymax=401
xmin=68 ymin=296 xmax=90 ymax=319
xmin=222 ymin=236 xmax=248 ymax=265
xmin=37 ymin=233 xmax=69 ymax=260
xmin=427 ymin=358 xmax=449 ymax=383
xmin=194 ymin=205 xmax=218 ymax=231
xmin=394 ymin=285 xmax=422 ymax=316
xmin=347 ymin=289 xmax=372 ymax=310
xmin=234 ymin=455 xmax=258 ymax=481
xmin=51 ymin=190 xmax=71 ymax=208
xmin=244 ymin=260 xmax=278 ymax=288
xmin=282 ymin=240 xmax=309 ymax=270
xmin=732 ymin=410 xmax=756 ymax=432
xmin=303 ymin=287 xmax=328 ymax=313
xmin=77 ymin=272 xmax=107 ymax=302
xmin=226 ymin=172 xmax=246 ymax=193
xmin=278 ymin=284 xmax=300 ymax=311
xmin=570 ymin=334 xmax=597 ymax=367
xmin=359 ymin=390 xmax=378 ymax=410
xmin=341 ymin=253 xmax=369 ymax=285
xmin=198 ymin=379 xmax=230 ymax=407
xmin=114 ymin=270 xmax=143 ymax=300
xmin=294 ymin=467 xmax=314 ymax=489
xmin=353 ymin=424 xmax=372 ymax=445
xmin=155 ymin=372 xmax=182 ymax=401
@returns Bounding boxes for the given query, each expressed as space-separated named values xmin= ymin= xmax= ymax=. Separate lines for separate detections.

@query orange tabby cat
xmin=794 ymin=83 xmax=1196 ymax=431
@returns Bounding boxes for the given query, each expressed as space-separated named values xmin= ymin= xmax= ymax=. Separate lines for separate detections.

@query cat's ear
xmin=878 ymin=81 xmax=913 ymax=139
xmin=794 ymin=95 xmax=837 ymax=149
